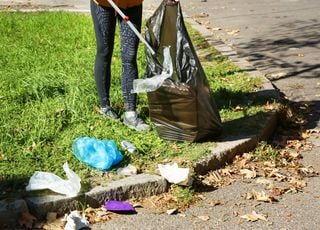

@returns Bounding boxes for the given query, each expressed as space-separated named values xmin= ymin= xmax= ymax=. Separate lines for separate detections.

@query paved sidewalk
xmin=172 ymin=0 xmax=320 ymax=169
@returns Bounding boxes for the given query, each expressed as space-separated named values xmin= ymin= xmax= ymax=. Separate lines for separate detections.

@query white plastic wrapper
xmin=132 ymin=46 xmax=173 ymax=94
xmin=26 ymin=162 xmax=81 ymax=197
xmin=64 ymin=210 xmax=89 ymax=230
xmin=121 ymin=140 xmax=137 ymax=153
xmin=158 ymin=163 xmax=192 ymax=186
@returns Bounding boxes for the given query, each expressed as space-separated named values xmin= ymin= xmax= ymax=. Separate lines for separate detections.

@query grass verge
xmin=0 ymin=11 xmax=276 ymax=194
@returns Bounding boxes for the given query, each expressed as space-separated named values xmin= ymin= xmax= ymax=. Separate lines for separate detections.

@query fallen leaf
xmin=220 ymin=168 xmax=233 ymax=176
xmin=243 ymin=192 xmax=255 ymax=200
xmin=288 ymin=151 xmax=301 ymax=159
xmin=288 ymin=177 xmax=307 ymax=189
xmin=267 ymin=169 xmax=286 ymax=181
xmin=132 ymin=203 xmax=143 ymax=208
xmin=198 ymin=215 xmax=210 ymax=221
xmin=166 ymin=208 xmax=178 ymax=215
xmin=19 ymin=211 xmax=37 ymax=229
xmin=270 ymin=187 xmax=289 ymax=196
xmin=211 ymin=27 xmax=222 ymax=31
xmin=243 ymin=191 xmax=277 ymax=203
xmin=298 ymin=167 xmax=318 ymax=176
xmin=240 ymin=211 xmax=267 ymax=222
xmin=240 ymin=169 xmax=257 ymax=179
xmin=255 ymin=191 xmax=278 ymax=202
xmin=208 ymin=200 xmax=223 ymax=206
xmin=263 ymin=161 xmax=276 ymax=168
xmin=204 ymin=171 xmax=222 ymax=184
xmin=226 ymin=29 xmax=240 ymax=35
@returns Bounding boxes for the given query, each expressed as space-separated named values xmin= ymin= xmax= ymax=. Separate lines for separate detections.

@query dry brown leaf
xmin=240 ymin=211 xmax=267 ymax=222
xmin=240 ymin=169 xmax=257 ymax=179
xmin=301 ymin=131 xmax=310 ymax=139
xmin=287 ymin=140 xmax=304 ymax=151
xmin=263 ymin=161 xmax=276 ymax=168
xmin=270 ymin=187 xmax=289 ymax=196
xmin=166 ymin=208 xmax=178 ymax=215
xmin=198 ymin=215 xmax=210 ymax=221
xmin=307 ymin=129 xmax=320 ymax=134
xmin=211 ymin=27 xmax=222 ymax=31
xmin=220 ymin=168 xmax=233 ymax=176
xmin=288 ymin=177 xmax=307 ymax=189
xmin=244 ymin=191 xmax=277 ymax=203
xmin=226 ymin=29 xmax=240 ymax=35
xmin=255 ymin=191 xmax=278 ymax=202
xmin=208 ymin=200 xmax=223 ymax=206
xmin=267 ymin=169 xmax=287 ymax=181
xmin=243 ymin=153 xmax=254 ymax=160
xmin=132 ymin=203 xmax=143 ymax=208
xmin=243 ymin=192 xmax=255 ymax=200
xmin=298 ymin=167 xmax=318 ymax=176
xmin=19 ymin=211 xmax=37 ymax=229
xmin=237 ymin=158 xmax=249 ymax=168
xmin=204 ymin=171 xmax=222 ymax=183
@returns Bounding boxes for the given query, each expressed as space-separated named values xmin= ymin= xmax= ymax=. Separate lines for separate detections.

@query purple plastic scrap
xmin=104 ymin=200 xmax=136 ymax=213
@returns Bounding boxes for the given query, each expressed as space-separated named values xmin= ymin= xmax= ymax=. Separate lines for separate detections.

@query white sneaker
xmin=123 ymin=111 xmax=150 ymax=132
xmin=100 ymin=106 xmax=118 ymax=119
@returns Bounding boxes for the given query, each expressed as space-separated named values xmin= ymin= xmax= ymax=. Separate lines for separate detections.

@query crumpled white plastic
xmin=131 ymin=46 xmax=173 ymax=93
xmin=26 ymin=162 xmax=81 ymax=197
xmin=158 ymin=163 xmax=192 ymax=186
xmin=116 ymin=164 xmax=138 ymax=176
xmin=121 ymin=140 xmax=137 ymax=153
xmin=64 ymin=210 xmax=89 ymax=230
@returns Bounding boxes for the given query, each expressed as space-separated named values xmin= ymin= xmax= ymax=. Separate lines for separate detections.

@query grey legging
xmin=90 ymin=1 xmax=142 ymax=111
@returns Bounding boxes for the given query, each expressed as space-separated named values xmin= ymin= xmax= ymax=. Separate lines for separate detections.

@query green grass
xmin=0 ymin=11 xmax=273 ymax=194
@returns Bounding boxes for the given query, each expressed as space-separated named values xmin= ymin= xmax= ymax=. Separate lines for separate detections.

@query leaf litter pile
xmin=198 ymin=101 xmax=319 ymax=222
xmin=24 ymin=102 xmax=319 ymax=228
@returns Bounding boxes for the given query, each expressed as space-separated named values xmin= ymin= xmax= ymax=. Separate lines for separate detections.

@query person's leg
xmin=118 ymin=5 xmax=142 ymax=112
xmin=90 ymin=0 xmax=118 ymax=118
xmin=119 ymin=5 xmax=149 ymax=131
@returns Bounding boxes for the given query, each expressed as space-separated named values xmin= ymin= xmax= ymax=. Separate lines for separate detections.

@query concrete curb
xmin=0 ymin=3 xmax=279 ymax=223
xmin=26 ymin=174 xmax=168 ymax=219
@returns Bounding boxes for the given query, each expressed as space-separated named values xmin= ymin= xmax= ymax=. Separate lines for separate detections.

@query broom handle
xmin=106 ymin=0 xmax=156 ymax=56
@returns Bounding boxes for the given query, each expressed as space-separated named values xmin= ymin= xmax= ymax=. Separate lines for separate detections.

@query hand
xmin=164 ymin=0 xmax=179 ymax=6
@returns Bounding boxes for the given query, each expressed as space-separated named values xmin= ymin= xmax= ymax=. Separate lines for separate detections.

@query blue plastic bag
xmin=72 ymin=137 xmax=123 ymax=171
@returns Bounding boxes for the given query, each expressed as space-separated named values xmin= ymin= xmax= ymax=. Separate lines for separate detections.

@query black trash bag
xmin=144 ymin=1 xmax=222 ymax=142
